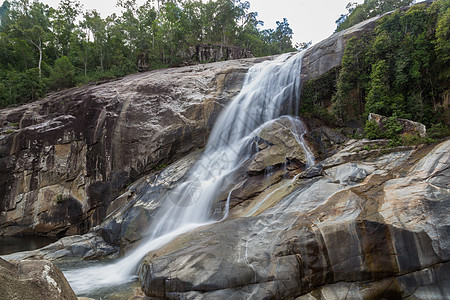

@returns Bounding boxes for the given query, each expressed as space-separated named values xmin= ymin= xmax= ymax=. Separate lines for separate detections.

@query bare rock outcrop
xmin=369 ymin=112 xmax=427 ymax=137
xmin=301 ymin=14 xmax=382 ymax=83
xmin=0 ymin=257 xmax=77 ymax=300
xmin=139 ymin=140 xmax=450 ymax=299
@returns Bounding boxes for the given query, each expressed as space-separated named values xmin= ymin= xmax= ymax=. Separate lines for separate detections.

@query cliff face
xmin=0 ymin=58 xmax=265 ymax=236
xmin=300 ymin=15 xmax=380 ymax=83
xmin=0 ymin=13 xmax=384 ymax=237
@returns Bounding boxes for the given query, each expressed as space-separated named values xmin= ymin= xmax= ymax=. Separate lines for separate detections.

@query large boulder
xmin=248 ymin=117 xmax=312 ymax=174
xmin=368 ymin=113 xmax=427 ymax=138
xmin=0 ymin=258 xmax=77 ymax=300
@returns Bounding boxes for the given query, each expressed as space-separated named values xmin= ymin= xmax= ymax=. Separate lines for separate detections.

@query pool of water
xmin=0 ymin=236 xmax=59 ymax=255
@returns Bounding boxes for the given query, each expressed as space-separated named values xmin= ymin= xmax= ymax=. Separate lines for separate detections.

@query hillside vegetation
xmin=0 ymin=0 xmax=298 ymax=107
xmin=301 ymin=0 xmax=450 ymax=138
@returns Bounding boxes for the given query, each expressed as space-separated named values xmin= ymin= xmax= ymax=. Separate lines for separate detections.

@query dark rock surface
xmin=195 ymin=44 xmax=254 ymax=62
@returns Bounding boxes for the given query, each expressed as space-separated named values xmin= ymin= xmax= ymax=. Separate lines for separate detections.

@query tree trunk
xmin=38 ymin=38 xmax=42 ymax=78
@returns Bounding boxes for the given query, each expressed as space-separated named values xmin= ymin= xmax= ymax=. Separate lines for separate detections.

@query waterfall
xmin=64 ymin=51 xmax=313 ymax=295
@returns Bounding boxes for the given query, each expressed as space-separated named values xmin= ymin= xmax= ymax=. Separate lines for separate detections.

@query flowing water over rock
xmin=64 ymin=52 xmax=314 ymax=294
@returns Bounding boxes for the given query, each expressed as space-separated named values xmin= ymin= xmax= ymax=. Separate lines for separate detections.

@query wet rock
xmin=1 ymin=233 xmax=119 ymax=262
xmin=296 ymin=262 xmax=450 ymax=299
xmin=303 ymin=122 xmax=348 ymax=159
xmin=0 ymin=257 xmax=77 ymax=300
xmin=138 ymin=140 xmax=450 ymax=299
xmin=248 ymin=118 xmax=311 ymax=174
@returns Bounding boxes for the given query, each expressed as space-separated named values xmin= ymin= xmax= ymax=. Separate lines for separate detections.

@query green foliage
xmin=364 ymin=116 xmax=403 ymax=146
xmin=55 ymin=193 xmax=65 ymax=203
xmin=155 ymin=163 xmax=168 ymax=171
xmin=332 ymin=34 xmax=374 ymax=122
xmin=364 ymin=120 xmax=383 ymax=139
xmin=300 ymin=68 xmax=339 ymax=124
xmin=327 ymin=0 xmax=449 ymax=132
xmin=400 ymin=133 xmax=435 ymax=146
xmin=427 ymin=123 xmax=450 ymax=139
xmin=50 ymin=56 xmax=75 ymax=90
xmin=365 ymin=60 xmax=391 ymax=117
xmin=0 ymin=0 xmax=299 ymax=108
xmin=336 ymin=0 xmax=414 ymax=32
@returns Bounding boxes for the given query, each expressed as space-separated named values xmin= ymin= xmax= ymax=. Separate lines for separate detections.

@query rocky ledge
xmin=138 ymin=139 xmax=449 ymax=299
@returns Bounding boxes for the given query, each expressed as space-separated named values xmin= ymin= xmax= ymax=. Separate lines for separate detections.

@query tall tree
xmin=51 ymin=0 xmax=82 ymax=56
xmin=10 ymin=0 xmax=52 ymax=77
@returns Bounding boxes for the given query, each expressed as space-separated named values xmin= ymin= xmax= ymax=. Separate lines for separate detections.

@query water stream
xmin=64 ymin=51 xmax=313 ymax=295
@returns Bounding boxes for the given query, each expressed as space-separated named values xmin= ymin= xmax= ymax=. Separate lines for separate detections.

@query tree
xmin=273 ymin=18 xmax=295 ymax=53
xmin=336 ymin=0 xmax=414 ymax=32
xmin=0 ymin=0 xmax=11 ymax=29
xmin=50 ymin=55 xmax=75 ymax=89
xmin=51 ymin=0 xmax=82 ymax=57
xmin=9 ymin=0 xmax=52 ymax=77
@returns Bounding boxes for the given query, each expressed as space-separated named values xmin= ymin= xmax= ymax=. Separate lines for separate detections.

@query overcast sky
xmin=39 ymin=0 xmax=365 ymax=45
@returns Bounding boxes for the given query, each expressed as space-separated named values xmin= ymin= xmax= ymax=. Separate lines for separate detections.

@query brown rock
xmin=248 ymin=118 xmax=311 ymax=174
xmin=0 ymin=258 xmax=77 ymax=300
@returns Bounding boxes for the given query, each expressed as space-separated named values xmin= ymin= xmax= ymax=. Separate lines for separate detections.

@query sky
xmin=39 ymin=0 xmax=365 ymax=46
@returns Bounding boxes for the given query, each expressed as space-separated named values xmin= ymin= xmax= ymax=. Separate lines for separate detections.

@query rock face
xmin=0 ymin=257 xmax=77 ymax=300
xmin=301 ymin=15 xmax=381 ymax=83
xmin=139 ymin=139 xmax=450 ymax=299
xmin=0 ymin=58 xmax=266 ymax=236
xmin=248 ymin=117 xmax=310 ymax=174
xmin=195 ymin=44 xmax=254 ymax=62
xmin=0 ymin=3 xmax=383 ymax=237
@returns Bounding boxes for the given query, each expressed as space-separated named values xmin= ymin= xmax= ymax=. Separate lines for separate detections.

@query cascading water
xmin=64 ymin=51 xmax=313 ymax=295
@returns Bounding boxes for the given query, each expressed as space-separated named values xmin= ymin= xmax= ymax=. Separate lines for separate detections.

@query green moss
xmin=155 ymin=163 xmax=168 ymax=171
xmin=55 ymin=194 xmax=66 ymax=204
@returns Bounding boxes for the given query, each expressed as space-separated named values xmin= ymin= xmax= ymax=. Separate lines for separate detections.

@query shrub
xmin=427 ymin=123 xmax=450 ymax=139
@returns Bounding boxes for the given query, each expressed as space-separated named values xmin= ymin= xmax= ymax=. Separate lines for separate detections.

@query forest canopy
xmin=0 ymin=0 xmax=298 ymax=107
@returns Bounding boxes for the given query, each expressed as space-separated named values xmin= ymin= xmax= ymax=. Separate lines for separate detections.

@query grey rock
xmin=138 ymin=140 xmax=450 ymax=299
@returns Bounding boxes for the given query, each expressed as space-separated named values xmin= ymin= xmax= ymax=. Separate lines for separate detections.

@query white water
xmin=64 ymin=51 xmax=312 ymax=295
